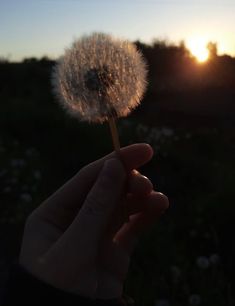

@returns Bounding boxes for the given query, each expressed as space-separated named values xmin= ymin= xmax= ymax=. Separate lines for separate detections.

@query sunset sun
xmin=187 ymin=37 xmax=209 ymax=63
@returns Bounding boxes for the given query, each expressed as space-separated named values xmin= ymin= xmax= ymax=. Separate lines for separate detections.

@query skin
xmin=20 ymin=143 xmax=169 ymax=300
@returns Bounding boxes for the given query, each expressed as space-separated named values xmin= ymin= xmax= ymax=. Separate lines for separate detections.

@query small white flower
xmin=0 ymin=169 xmax=7 ymax=177
xmin=154 ymin=299 xmax=170 ymax=306
xmin=189 ymin=229 xmax=197 ymax=237
xmin=3 ymin=186 xmax=11 ymax=193
xmin=20 ymin=193 xmax=32 ymax=203
xmin=22 ymin=185 xmax=29 ymax=191
xmin=170 ymin=265 xmax=181 ymax=283
xmin=209 ymin=254 xmax=220 ymax=265
xmin=34 ymin=170 xmax=41 ymax=180
xmin=10 ymin=159 xmax=19 ymax=167
xmin=52 ymin=32 xmax=148 ymax=123
xmin=162 ymin=127 xmax=174 ymax=137
xmin=25 ymin=148 xmax=38 ymax=157
xmin=12 ymin=140 xmax=19 ymax=146
xmin=136 ymin=124 xmax=149 ymax=136
xmin=204 ymin=232 xmax=211 ymax=239
xmin=31 ymin=185 xmax=38 ymax=192
xmin=189 ymin=294 xmax=201 ymax=305
xmin=10 ymin=159 xmax=25 ymax=168
xmin=196 ymin=256 xmax=210 ymax=269
xmin=9 ymin=177 xmax=18 ymax=185
xmin=0 ymin=146 xmax=6 ymax=153
xmin=185 ymin=132 xmax=192 ymax=139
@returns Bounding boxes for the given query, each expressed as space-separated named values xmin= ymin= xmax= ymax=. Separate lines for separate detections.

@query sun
xmin=187 ymin=37 xmax=209 ymax=63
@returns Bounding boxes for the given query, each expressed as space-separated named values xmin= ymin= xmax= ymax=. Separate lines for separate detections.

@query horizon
xmin=1 ymin=0 xmax=235 ymax=62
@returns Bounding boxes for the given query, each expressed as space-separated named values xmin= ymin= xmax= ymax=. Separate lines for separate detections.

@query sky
xmin=0 ymin=0 xmax=235 ymax=62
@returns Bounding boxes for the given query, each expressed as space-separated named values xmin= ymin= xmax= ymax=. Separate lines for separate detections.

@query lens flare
xmin=187 ymin=37 xmax=209 ymax=63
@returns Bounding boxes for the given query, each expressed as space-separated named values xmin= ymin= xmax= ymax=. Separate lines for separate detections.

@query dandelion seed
xmin=52 ymin=32 xmax=147 ymax=124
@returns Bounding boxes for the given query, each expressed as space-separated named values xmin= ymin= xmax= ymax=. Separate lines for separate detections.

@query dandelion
xmin=196 ymin=256 xmax=210 ymax=269
xmin=52 ymin=32 xmax=147 ymax=124
xmin=188 ymin=294 xmax=201 ymax=305
xmin=52 ymin=33 xmax=147 ymax=155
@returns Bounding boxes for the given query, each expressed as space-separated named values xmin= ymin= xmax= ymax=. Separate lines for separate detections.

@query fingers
xmin=128 ymin=170 xmax=153 ymax=196
xmin=36 ymin=144 xmax=153 ymax=228
xmin=105 ymin=193 xmax=153 ymax=239
xmin=114 ymin=192 xmax=169 ymax=254
xmin=103 ymin=170 xmax=153 ymax=238
xmin=45 ymin=158 xmax=126 ymax=263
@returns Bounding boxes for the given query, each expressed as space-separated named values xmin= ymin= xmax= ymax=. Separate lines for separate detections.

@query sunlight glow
xmin=187 ymin=37 xmax=209 ymax=63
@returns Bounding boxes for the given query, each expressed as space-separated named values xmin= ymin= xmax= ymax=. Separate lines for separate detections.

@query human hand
xmin=19 ymin=143 xmax=169 ymax=300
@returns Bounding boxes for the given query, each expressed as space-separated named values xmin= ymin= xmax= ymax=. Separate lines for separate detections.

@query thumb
xmin=49 ymin=158 xmax=126 ymax=262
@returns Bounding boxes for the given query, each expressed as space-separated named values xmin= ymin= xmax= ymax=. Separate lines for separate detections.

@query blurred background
xmin=1 ymin=1 xmax=235 ymax=305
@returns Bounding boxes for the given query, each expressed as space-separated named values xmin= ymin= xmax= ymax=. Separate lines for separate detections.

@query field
xmin=1 ymin=56 xmax=235 ymax=305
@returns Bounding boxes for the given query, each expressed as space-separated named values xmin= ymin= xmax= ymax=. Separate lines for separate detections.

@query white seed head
xmin=52 ymin=32 xmax=148 ymax=123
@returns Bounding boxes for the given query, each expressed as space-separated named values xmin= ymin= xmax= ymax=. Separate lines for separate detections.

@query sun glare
xmin=187 ymin=37 xmax=209 ymax=63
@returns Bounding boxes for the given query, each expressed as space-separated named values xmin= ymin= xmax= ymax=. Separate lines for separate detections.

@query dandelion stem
xmin=108 ymin=116 xmax=129 ymax=223
xmin=108 ymin=116 xmax=120 ymax=156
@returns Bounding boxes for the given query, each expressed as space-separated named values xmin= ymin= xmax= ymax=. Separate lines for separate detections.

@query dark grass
xmin=1 ymin=55 xmax=235 ymax=305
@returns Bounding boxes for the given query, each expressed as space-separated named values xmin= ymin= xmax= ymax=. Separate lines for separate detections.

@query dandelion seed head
xmin=52 ymin=32 xmax=148 ymax=123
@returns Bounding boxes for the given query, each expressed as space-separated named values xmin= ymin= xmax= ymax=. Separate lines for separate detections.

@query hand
xmin=19 ymin=143 xmax=169 ymax=300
